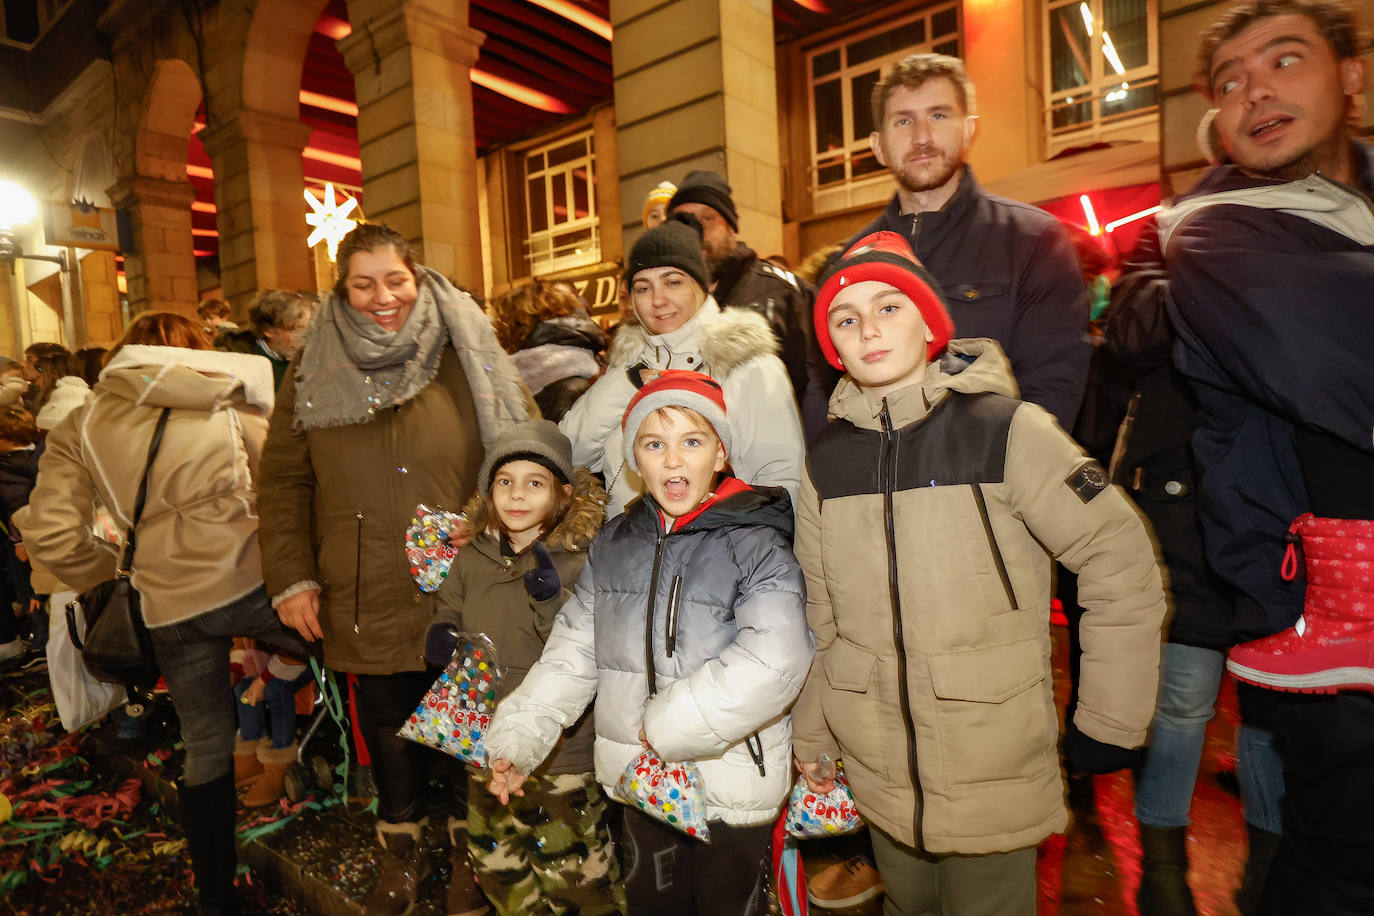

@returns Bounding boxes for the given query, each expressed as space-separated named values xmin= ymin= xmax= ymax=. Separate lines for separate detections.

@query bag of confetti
xmin=615 ymin=749 xmax=711 ymax=842
xmin=784 ymin=755 xmax=863 ymax=838
xmin=405 ymin=504 xmax=467 ymax=592
xmin=397 ymin=632 xmax=502 ymax=765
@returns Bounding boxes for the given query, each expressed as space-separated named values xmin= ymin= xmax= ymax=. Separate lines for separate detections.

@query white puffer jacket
xmin=483 ymin=483 xmax=814 ymax=827
xmin=559 ymin=297 xmax=804 ymax=517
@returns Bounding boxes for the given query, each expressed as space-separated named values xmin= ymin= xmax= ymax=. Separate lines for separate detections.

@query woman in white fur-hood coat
xmin=559 ymin=214 xmax=804 ymax=518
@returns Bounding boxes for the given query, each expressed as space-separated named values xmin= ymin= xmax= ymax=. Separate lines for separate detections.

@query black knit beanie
xmin=668 ymin=170 xmax=739 ymax=231
xmin=624 ymin=215 xmax=711 ymax=293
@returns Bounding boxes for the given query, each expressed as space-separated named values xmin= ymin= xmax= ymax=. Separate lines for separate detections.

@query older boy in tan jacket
xmin=791 ymin=232 xmax=1167 ymax=915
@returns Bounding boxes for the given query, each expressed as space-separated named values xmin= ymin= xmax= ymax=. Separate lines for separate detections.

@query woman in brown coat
xmin=258 ymin=223 xmax=531 ymax=916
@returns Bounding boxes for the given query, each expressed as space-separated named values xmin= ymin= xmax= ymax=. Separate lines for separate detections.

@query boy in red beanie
xmin=791 ymin=232 xmax=1167 ymax=914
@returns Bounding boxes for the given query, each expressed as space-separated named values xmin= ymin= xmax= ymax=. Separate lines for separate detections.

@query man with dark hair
xmin=822 ymin=53 xmax=1091 ymax=433
xmin=668 ymin=170 xmax=817 ymax=417
xmin=1159 ymin=1 xmax=1372 ymax=911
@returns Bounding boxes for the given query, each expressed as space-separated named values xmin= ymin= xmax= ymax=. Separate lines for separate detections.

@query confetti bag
xmin=784 ymin=757 xmax=864 ymax=839
xmin=615 ymin=749 xmax=711 ymax=842
xmin=405 ymin=504 xmax=466 ymax=593
xmin=397 ymin=633 xmax=502 ymax=765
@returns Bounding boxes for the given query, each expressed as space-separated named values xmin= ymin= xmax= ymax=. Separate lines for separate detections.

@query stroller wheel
xmin=310 ymin=754 xmax=334 ymax=790
xmin=283 ymin=763 xmax=308 ymax=805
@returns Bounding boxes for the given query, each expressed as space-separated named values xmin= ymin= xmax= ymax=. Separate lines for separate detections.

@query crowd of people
xmin=0 ymin=1 xmax=1370 ymax=914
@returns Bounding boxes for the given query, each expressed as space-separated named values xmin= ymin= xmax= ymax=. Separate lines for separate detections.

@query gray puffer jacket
xmin=483 ymin=480 xmax=814 ymax=826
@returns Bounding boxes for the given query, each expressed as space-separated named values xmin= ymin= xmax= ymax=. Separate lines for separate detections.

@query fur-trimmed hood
xmin=460 ymin=466 xmax=607 ymax=555
xmin=606 ymin=297 xmax=779 ymax=378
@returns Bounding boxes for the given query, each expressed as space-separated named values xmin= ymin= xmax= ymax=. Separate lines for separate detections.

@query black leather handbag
xmin=66 ymin=407 xmax=171 ymax=692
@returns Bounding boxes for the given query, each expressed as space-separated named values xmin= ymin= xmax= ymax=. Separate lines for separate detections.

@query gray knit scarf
xmin=292 ymin=267 xmax=530 ymax=443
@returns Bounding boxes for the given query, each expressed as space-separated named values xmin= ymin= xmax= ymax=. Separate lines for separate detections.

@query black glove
xmin=1063 ymin=723 xmax=1141 ymax=775
xmin=424 ymin=622 xmax=459 ymax=669
xmin=522 ymin=542 xmax=561 ymax=602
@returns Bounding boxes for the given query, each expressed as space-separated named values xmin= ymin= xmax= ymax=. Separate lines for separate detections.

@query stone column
xmin=78 ymin=251 xmax=124 ymax=345
xmin=610 ymin=0 xmax=783 ymax=256
xmin=340 ymin=0 xmax=486 ymax=287
xmin=108 ymin=176 xmax=199 ymax=317
xmin=200 ymin=109 xmax=315 ymax=310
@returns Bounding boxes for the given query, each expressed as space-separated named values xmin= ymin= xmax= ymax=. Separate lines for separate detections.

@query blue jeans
xmin=1135 ymin=642 xmax=1225 ymax=827
xmin=235 ymin=669 xmax=313 ymax=749
xmin=148 ymin=586 xmax=314 ymax=786
xmin=1238 ymin=719 xmax=1285 ymax=834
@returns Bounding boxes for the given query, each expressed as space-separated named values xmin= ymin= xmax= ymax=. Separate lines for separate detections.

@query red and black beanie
xmin=621 ymin=370 xmax=730 ymax=473
xmin=814 ymin=231 xmax=955 ymax=369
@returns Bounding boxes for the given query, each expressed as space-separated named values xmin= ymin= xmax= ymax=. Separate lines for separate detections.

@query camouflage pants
xmin=467 ymin=769 xmax=627 ymax=915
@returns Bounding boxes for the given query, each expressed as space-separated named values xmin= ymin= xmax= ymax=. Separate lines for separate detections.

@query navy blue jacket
xmin=1162 ymin=142 xmax=1374 ymax=640
xmin=814 ymin=168 xmax=1091 ymax=432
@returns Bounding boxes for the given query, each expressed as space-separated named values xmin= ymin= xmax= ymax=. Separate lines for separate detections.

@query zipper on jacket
xmin=644 ymin=531 xmax=668 ymax=697
xmin=879 ymin=400 xmax=924 ymax=848
xmin=665 ymin=574 xmax=683 ymax=657
xmin=970 ymin=484 xmax=1018 ymax=610
xmin=745 ymin=732 xmax=766 ymax=777
xmin=907 ymin=212 xmax=923 ymax=249
xmin=353 ymin=510 xmax=364 ymax=634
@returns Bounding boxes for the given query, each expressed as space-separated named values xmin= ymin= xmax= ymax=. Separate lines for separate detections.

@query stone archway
xmin=109 ymin=58 xmax=203 ymax=316
xmin=242 ymin=0 xmax=333 ymax=119
xmin=135 ymin=59 xmax=202 ymax=181
xmin=198 ymin=0 xmax=330 ymax=307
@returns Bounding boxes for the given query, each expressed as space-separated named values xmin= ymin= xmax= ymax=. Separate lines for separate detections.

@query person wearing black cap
xmin=669 ymin=170 xmax=818 ymax=418
xmin=559 ymin=213 xmax=804 ymax=518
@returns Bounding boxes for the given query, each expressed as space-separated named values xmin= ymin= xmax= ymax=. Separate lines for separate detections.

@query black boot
xmin=180 ymin=770 xmax=240 ymax=915
xmin=1234 ymin=824 xmax=1281 ymax=916
xmin=1137 ymin=825 xmax=1197 ymax=916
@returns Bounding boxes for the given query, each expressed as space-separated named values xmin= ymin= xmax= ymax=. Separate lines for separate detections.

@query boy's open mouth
xmin=663 ymin=476 xmax=691 ymax=501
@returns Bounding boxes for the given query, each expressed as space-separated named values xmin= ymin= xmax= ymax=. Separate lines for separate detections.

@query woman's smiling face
xmin=344 ymin=246 xmax=419 ymax=332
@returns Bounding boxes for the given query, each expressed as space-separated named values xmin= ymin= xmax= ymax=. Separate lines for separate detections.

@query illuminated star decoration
xmin=304 ymin=183 xmax=359 ymax=261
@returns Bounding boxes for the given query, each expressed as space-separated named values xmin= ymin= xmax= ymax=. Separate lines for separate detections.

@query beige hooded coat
xmin=23 ymin=346 xmax=275 ymax=627
xmin=790 ymin=339 xmax=1166 ymax=854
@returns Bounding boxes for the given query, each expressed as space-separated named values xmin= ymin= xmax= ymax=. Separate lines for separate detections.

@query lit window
xmin=524 ymin=130 xmax=599 ymax=277
xmin=1044 ymin=0 xmax=1158 ymax=146
xmin=805 ymin=4 xmax=961 ymax=210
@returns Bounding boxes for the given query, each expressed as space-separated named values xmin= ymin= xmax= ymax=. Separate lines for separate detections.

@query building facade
xmin=0 ymin=0 xmax=1369 ymax=350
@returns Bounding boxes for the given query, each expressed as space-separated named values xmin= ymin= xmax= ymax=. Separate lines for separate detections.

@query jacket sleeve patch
xmin=1065 ymin=460 xmax=1109 ymax=504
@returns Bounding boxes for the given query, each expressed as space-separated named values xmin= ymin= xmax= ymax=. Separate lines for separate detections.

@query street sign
xmin=43 ymin=199 xmax=120 ymax=250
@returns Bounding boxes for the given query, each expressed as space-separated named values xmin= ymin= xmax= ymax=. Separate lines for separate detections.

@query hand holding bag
xmin=65 ymin=407 xmax=171 ymax=691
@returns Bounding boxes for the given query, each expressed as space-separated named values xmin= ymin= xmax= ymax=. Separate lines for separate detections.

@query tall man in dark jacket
xmin=817 ymin=54 xmax=1091 ymax=432
xmin=668 ymin=171 xmax=817 ymax=413
xmin=1160 ymin=2 xmax=1374 ymax=912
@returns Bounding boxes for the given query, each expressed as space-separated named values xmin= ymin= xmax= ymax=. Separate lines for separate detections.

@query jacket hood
xmin=35 ymin=376 xmax=92 ymax=430
xmin=631 ymin=477 xmax=794 ymax=540
xmin=1174 ymin=140 xmax=1373 ymax=203
xmin=511 ymin=344 xmax=600 ymax=396
xmin=461 ymin=466 xmax=608 ymax=555
xmin=99 ymin=345 xmax=276 ymax=414
xmin=828 ymin=338 xmax=1019 ymax=430
xmin=1159 ymin=141 xmax=1374 ymax=253
xmin=523 ymin=311 xmax=607 ymax=353
xmin=607 ymin=297 xmax=779 ymax=375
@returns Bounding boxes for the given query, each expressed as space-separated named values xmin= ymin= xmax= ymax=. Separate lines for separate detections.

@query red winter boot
xmin=1228 ymin=514 xmax=1374 ymax=693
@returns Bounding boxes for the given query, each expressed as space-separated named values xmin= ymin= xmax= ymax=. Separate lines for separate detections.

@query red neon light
xmin=1079 ymin=195 xmax=1101 ymax=235
xmin=526 ymin=0 xmax=613 ymax=40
